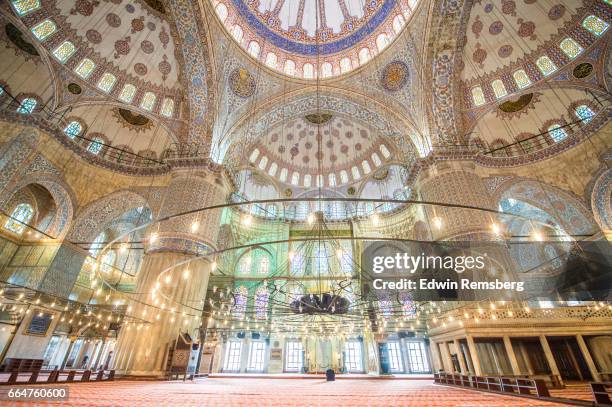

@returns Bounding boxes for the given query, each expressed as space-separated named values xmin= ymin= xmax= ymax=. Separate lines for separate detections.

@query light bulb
xmin=211 ymin=261 xmax=217 ymax=271
xmin=149 ymin=232 xmax=158 ymax=243
xmin=371 ymin=213 xmax=380 ymax=226
xmin=336 ymin=249 xmax=343 ymax=258
xmin=491 ymin=222 xmax=501 ymax=235
xmin=165 ymin=274 xmax=171 ymax=284
xmin=242 ymin=215 xmax=252 ymax=226
xmin=532 ymin=230 xmax=544 ymax=241
xmin=120 ymin=244 xmax=128 ymax=253
xmin=191 ymin=221 xmax=199 ymax=233
xmin=288 ymin=251 xmax=295 ymax=261
xmin=183 ymin=269 xmax=190 ymax=280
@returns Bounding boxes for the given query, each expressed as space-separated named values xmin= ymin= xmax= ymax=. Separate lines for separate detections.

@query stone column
xmin=113 ymin=170 xmax=227 ymax=377
xmin=430 ymin=341 xmax=443 ymax=372
xmin=453 ymin=338 xmax=468 ymax=374
xmin=539 ymin=335 xmax=563 ymax=386
xmin=441 ymin=341 xmax=454 ymax=372
xmin=466 ymin=335 xmax=482 ymax=376
xmin=576 ymin=334 xmax=601 ymax=382
xmin=503 ymin=336 xmax=521 ymax=375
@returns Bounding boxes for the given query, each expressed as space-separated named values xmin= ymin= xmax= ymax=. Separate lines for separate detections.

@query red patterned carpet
xmin=6 ymin=378 xmax=574 ymax=406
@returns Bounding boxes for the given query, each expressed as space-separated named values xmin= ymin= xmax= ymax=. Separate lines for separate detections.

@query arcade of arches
xmin=0 ymin=0 xmax=610 ymax=405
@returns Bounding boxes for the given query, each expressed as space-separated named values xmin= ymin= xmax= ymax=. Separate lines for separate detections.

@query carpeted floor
xmin=5 ymin=378 xmax=576 ymax=406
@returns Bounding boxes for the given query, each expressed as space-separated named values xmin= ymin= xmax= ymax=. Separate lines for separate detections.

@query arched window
xmin=358 ymin=48 xmax=371 ymax=65
xmin=215 ymin=2 xmax=228 ymax=21
xmin=97 ymin=73 xmax=117 ymax=93
xmin=247 ymin=41 xmax=260 ymax=58
xmin=87 ymin=137 xmax=104 ymax=155
xmin=160 ymin=98 xmax=174 ymax=117
xmin=313 ymin=242 xmax=329 ymax=275
xmin=239 ymin=255 xmax=252 ymax=274
xmin=362 ymin=160 xmax=371 ymax=174
xmin=279 ymin=168 xmax=288 ymax=182
xmin=535 ymin=56 xmax=557 ymax=76
xmin=513 ymin=69 xmax=531 ymax=89
xmin=392 ymin=14 xmax=405 ymax=34
xmin=560 ymin=38 xmax=583 ymax=59
xmin=351 ymin=166 xmax=360 ymax=180
xmin=340 ymin=58 xmax=352 ymax=73
xmin=316 ymin=174 xmax=323 ymax=188
xmin=31 ymin=19 xmax=57 ymax=41
xmin=63 ymin=121 xmax=82 ymax=138
xmin=232 ymin=25 xmax=243 ymax=42
xmin=140 ymin=92 xmax=156 ymax=111
xmin=52 ymin=41 xmax=76 ymax=63
xmin=321 ymin=62 xmax=333 ymax=78
xmin=254 ymin=286 xmax=269 ymax=319
xmin=11 ymin=0 xmax=40 ymax=16
xmin=258 ymin=156 xmax=268 ymax=170
xmin=265 ymin=52 xmax=277 ymax=68
xmin=371 ymin=152 xmax=382 ymax=166
xmin=291 ymin=172 xmax=300 ymax=186
xmin=376 ymin=33 xmax=389 ymax=51
xmin=4 ymin=203 xmax=34 ymax=234
xmin=119 ymin=84 xmax=136 ymax=103
xmin=232 ymin=286 xmax=248 ymax=319
xmin=339 ymin=170 xmax=349 ymax=184
xmin=75 ymin=58 xmax=96 ymax=79
xmin=268 ymin=162 xmax=278 ymax=176
xmin=303 ymin=63 xmax=314 ymax=79
xmin=258 ymin=256 xmax=270 ymax=274
xmin=249 ymin=149 xmax=260 ymax=163
xmin=582 ymin=15 xmax=609 ymax=37
xmin=284 ymin=60 xmax=296 ymax=76
xmin=548 ymin=124 xmax=567 ymax=142
xmin=491 ymin=79 xmax=507 ymax=99
xmin=303 ymin=174 xmax=312 ymax=188
xmin=328 ymin=173 xmax=336 ymax=186
xmin=379 ymin=145 xmax=391 ymax=158
xmin=16 ymin=97 xmax=37 ymax=114
xmin=471 ymin=86 xmax=485 ymax=106
xmin=575 ymin=105 xmax=595 ymax=123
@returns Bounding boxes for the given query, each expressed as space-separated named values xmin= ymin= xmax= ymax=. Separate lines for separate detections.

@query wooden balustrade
xmin=0 ymin=368 xmax=115 ymax=385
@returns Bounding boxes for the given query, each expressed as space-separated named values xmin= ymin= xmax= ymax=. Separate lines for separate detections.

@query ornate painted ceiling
xmin=211 ymin=0 xmax=420 ymax=78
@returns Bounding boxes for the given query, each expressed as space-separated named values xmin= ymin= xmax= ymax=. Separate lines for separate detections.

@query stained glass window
xmin=362 ymin=160 xmax=372 ymax=174
xmin=303 ymin=174 xmax=311 ymax=188
xmin=575 ymin=105 xmax=595 ymax=123
xmin=140 ymin=92 xmax=156 ymax=111
xmin=471 ymin=86 xmax=485 ymax=106
xmin=378 ymin=298 xmax=393 ymax=318
xmin=536 ymin=56 xmax=557 ymax=76
xmin=75 ymin=58 xmax=95 ymax=79
xmin=16 ymin=97 xmax=36 ymax=114
xmin=160 ymin=98 xmax=174 ymax=117
xmin=268 ymin=162 xmax=277 ymax=176
xmin=4 ymin=203 xmax=34 ymax=234
xmin=63 ymin=121 xmax=82 ymax=138
xmin=400 ymin=292 xmax=417 ymax=317
xmin=31 ymin=19 xmax=56 ymax=41
xmin=279 ymin=168 xmax=288 ymax=182
xmin=290 ymin=172 xmax=299 ymax=185
xmin=513 ymin=69 xmax=531 ymax=89
xmin=97 ymin=73 xmax=117 ymax=93
xmin=351 ymin=166 xmax=360 ymax=180
xmin=339 ymin=170 xmax=349 ymax=184
xmin=380 ymin=144 xmax=391 ymax=158
xmin=560 ymin=38 xmax=583 ymax=59
xmin=491 ymin=79 xmax=507 ymax=99
xmin=548 ymin=124 xmax=567 ymax=142
xmin=119 ymin=84 xmax=136 ymax=103
xmin=52 ymin=41 xmax=76 ymax=63
xmin=11 ymin=0 xmax=40 ymax=15
xmin=87 ymin=137 xmax=103 ymax=155
xmin=582 ymin=15 xmax=609 ymax=37
xmin=371 ymin=152 xmax=382 ymax=166
xmin=232 ymin=286 xmax=248 ymax=319
xmin=254 ymin=286 xmax=269 ymax=319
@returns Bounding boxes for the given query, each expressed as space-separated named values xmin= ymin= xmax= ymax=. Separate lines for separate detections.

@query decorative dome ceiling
xmin=245 ymin=114 xmax=394 ymax=188
xmin=211 ymin=0 xmax=419 ymax=78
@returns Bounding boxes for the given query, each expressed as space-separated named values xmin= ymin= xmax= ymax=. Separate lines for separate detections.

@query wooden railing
xmin=591 ymin=382 xmax=612 ymax=405
xmin=434 ymin=372 xmax=551 ymax=397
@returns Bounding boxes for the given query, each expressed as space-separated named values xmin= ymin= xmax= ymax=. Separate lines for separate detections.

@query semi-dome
xmin=212 ymin=0 xmax=419 ymax=78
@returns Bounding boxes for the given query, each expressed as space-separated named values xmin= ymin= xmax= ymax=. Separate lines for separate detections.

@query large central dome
xmin=212 ymin=0 xmax=418 ymax=78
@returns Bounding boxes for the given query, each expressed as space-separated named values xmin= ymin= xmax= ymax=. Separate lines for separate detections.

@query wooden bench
xmin=590 ymin=382 xmax=612 ymax=405
xmin=434 ymin=372 xmax=550 ymax=398
xmin=0 ymin=369 xmax=115 ymax=385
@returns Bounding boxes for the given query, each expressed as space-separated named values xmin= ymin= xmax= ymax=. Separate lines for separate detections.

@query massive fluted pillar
xmin=113 ymin=170 xmax=227 ymax=377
